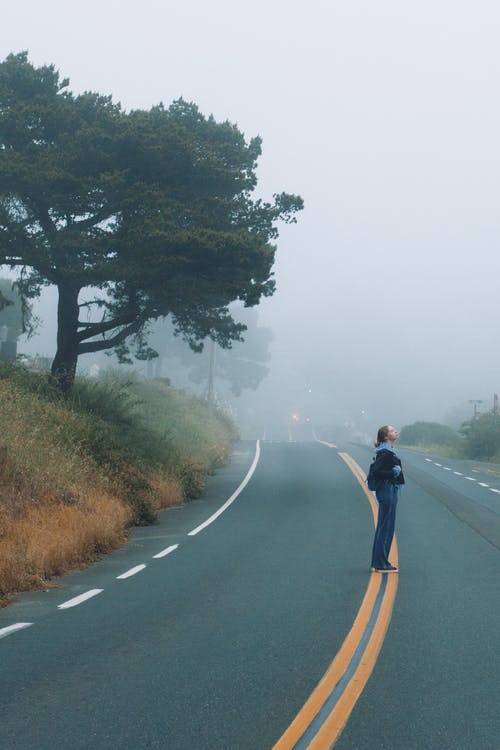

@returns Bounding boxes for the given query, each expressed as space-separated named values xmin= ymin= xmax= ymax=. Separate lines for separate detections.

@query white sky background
xmin=2 ymin=0 xmax=500 ymax=429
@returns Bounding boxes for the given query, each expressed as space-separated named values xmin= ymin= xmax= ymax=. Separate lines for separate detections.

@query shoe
xmin=374 ymin=565 xmax=398 ymax=573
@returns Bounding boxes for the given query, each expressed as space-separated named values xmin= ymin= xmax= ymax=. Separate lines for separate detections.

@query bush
xmin=0 ymin=368 xmax=177 ymax=523
xmin=459 ymin=413 xmax=500 ymax=459
xmin=0 ymin=365 xmax=238 ymax=596
xmin=130 ymin=377 xmax=239 ymax=494
xmin=399 ymin=421 xmax=462 ymax=449
xmin=0 ymin=378 xmax=132 ymax=596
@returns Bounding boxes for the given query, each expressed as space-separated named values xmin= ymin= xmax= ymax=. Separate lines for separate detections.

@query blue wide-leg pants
xmin=371 ymin=481 xmax=399 ymax=569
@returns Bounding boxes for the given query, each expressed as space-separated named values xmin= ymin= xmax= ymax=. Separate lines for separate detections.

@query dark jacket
xmin=372 ymin=447 xmax=405 ymax=485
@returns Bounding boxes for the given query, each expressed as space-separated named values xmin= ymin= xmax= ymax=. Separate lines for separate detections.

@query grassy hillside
xmin=0 ymin=365 xmax=238 ymax=602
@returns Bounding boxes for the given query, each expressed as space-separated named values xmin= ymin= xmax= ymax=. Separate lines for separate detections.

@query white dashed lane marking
xmin=116 ymin=564 xmax=147 ymax=580
xmin=58 ymin=590 xmax=104 ymax=610
xmin=423 ymin=460 xmax=500 ymax=496
xmin=2 ymin=443 xmax=261 ymax=642
xmin=153 ymin=544 xmax=179 ymax=559
xmin=0 ymin=623 xmax=33 ymax=639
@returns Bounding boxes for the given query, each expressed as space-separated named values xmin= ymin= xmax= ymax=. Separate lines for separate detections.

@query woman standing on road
xmin=370 ymin=425 xmax=405 ymax=573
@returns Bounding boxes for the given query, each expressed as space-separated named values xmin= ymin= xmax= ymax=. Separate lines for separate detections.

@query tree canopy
xmin=459 ymin=413 xmax=500 ymax=459
xmin=0 ymin=52 xmax=303 ymax=393
xmin=144 ymin=307 xmax=273 ymax=396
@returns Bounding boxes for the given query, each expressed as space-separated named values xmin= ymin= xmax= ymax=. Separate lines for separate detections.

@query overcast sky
xmin=2 ymin=1 xmax=500 ymax=433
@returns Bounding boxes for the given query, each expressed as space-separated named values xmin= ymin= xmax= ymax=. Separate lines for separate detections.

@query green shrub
xmin=130 ymin=378 xmax=238 ymax=479
xmin=0 ymin=364 xmax=238 ymax=520
xmin=0 ymin=363 xmax=238 ymax=594
xmin=399 ymin=421 xmax=462 ymax=449
xmin=459 ymin=413 xmax=500 ymax=459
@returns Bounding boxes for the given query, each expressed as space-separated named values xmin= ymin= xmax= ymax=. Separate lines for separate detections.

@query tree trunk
xmin=50 ymin=283 xmax=80 ymax=397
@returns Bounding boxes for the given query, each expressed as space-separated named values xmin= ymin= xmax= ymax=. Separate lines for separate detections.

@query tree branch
xmin=2 ymin=255 xmax=58 ymax=283
xmin=76 ymin=313 xmax=137 ymax=341
xmin=71 ymin=210 xmax=115 ymax=232
xmin=25 ymin=198 xmax=57 ymax=239
xmin=77 ymin=319 xmax=143 ymax=354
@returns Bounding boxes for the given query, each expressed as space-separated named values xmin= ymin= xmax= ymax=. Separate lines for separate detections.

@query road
xmin=1 ymin=431 xmax=500 ymax=749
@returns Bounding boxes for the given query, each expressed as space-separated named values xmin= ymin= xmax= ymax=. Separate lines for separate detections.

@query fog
xmin=3 ymin=1 xmax=500 ymax=436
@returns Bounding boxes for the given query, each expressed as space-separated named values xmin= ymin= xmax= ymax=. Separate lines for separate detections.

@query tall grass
xmin=0 ymin=365 xmax=237 ymax=600
xmin=132 ymin=378 xmax=239 ymax=489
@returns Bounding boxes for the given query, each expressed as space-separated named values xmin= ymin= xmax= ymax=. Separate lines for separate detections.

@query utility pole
xmin=206 ymin=339 xmax=216 ymax=412
xmin=469 ymin=399 xmax=483 ymax=419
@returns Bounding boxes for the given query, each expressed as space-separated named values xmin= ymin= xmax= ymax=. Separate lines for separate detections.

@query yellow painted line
xmin=307 ymin=571 xmax=398 ymax=750
xmin=273 ymin=574 xmax=382 ymax=749
xmin=273 ymin=451 xmax=398 ymax=750
xmin=338 ymin=452 xmax=378 ymax=525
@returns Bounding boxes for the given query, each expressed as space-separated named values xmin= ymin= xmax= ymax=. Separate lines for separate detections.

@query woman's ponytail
xmin=374 ymin=425 xmax=390 ymax=447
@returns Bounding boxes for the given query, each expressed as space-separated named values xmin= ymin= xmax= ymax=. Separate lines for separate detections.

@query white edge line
xmin=116 ymin=564 xmax=147 ymax=580
xmin=58 ymin=589 xmax=103 ymax=610
xmin=153 ymin=544 xmax=179 ymax=559
xmin=188 ymin=440 xmax=261 ymax=536
xmin=0 ymin=622 xmax=33 ymax=639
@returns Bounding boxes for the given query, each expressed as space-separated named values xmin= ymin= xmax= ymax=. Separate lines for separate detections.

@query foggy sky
xmin=2 ymin=1 xmax=500 ymax=432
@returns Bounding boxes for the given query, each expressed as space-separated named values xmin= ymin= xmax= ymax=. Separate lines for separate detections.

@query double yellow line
xmin=273 ymin=450 xmax=398 ymax=750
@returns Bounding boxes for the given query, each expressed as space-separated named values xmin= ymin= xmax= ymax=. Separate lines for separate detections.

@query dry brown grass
xmin=149 ymin=473 xmax=184 ymax=511
xmin=0 ymin=380 xmax=106 ymax=514
xmin=0 ymin=371 xmax=237 ymax=600
xmin=0 ymin=491 xmax=129 ymax=593
xmin=0 ymin=380 xmax=133 ymax=595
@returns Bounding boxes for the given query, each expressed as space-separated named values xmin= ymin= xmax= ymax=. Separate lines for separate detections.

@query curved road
xmin=1 ymin=432 xmax=499 ymax=749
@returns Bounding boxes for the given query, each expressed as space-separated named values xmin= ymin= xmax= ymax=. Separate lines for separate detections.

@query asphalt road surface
xmin=1 ymin=434 xmax=500 ymax=749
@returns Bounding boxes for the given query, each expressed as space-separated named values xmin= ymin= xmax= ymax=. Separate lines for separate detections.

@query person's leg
xmin=380 ymin=485 xmax=399 ymax=564
xmin=371 ymin=484 xmax=391 ymax=569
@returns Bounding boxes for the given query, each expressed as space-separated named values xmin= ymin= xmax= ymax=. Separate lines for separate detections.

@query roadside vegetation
xmin=398 ymin=421 xmax=463 ymax=456
xmin=458 ymin=413 xmax=500 ymax=460
xmin=399 ymin=417 xmax=500 ymax=463
xmin=0 ymin=364 xmax=237 ymax=603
